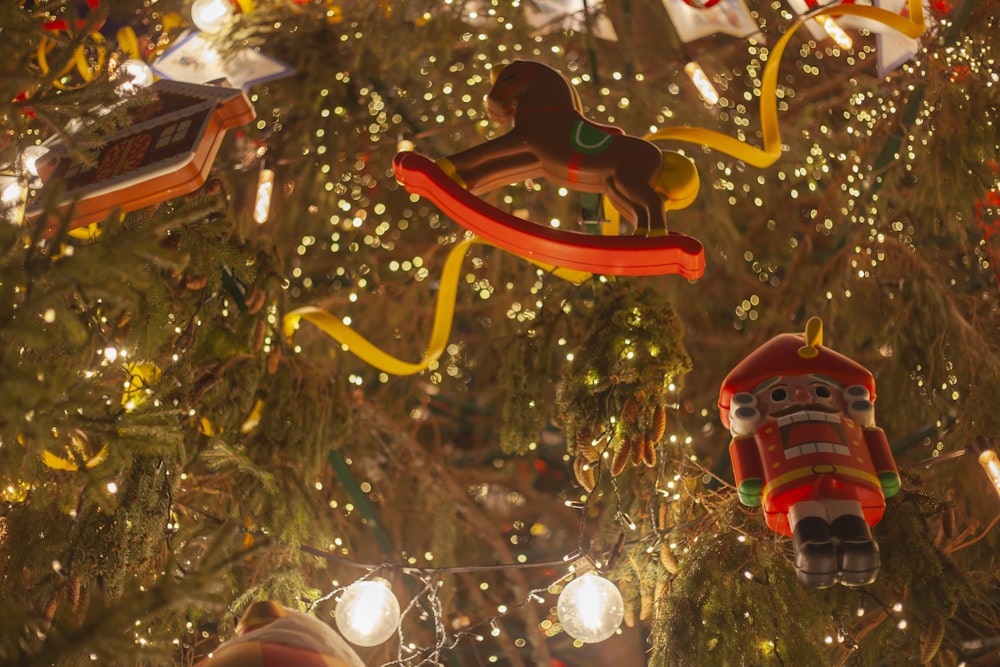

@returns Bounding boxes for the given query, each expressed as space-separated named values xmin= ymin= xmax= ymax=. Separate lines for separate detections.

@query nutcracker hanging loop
xmin=798 ymin=317 xmax=823 ymax=359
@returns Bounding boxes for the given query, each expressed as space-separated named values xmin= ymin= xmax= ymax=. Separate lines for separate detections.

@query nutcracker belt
xmin=762 ymin=465 xmax=880 ymax=506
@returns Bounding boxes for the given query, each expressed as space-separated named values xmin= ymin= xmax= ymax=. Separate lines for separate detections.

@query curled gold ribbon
xmin=647 ymin=1 xmax=926 ymax=167
xmin=283 ymin=238 xmax=589 ymax=376
xmin=36 ymin=30 xmax=108 ymax=90
xmin=39 ymin=431 xmax=110 ymax=471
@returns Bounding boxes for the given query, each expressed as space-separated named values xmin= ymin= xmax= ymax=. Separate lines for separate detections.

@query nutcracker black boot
xmin=831 ymin=514 xmax=880 ymax=586
xmin=791 ymin=516 xmax=837 ymax=588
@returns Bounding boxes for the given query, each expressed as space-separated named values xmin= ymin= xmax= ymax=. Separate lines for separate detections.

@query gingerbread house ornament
xmin=28 ymin=79 xmax=255 ymax=234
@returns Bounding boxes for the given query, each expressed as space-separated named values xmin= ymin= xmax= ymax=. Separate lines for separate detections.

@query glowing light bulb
xmin=821 ymin=17 xmax=853 ymax=50
xmin=191 ymin=0 xmax=234 ymax=33
xmin=397 ymin=134 xmax=415 ymax=153
xmin=335 ymin=579 xmax=401 ymax=646
xmin=979 ymin=448 xmax=1000 ymax=497
xmin=22 ymin=145 xmax=49 ymax=178
xmin=684 ymin=61 xmax=720 ymax=106
xmin=0 ymin=178 xmax=24 ymax=225
xmin=1 ymin=179 xmax=22 ymax=205
xmin=556 ymin=573 xmax=624 ymax=643
xmin=120 ymin=59 xmax=154 ymax=90
xmin=254 ymin=168 xmax=274 ymax=224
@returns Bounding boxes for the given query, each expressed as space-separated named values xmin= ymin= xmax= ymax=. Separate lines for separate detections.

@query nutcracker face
xmin=728 ymin=373 xmax=874 ymax=451
xmin=754 ymin=374 xmax=846 ymax=418
xmin=749 ymin=374 xmax=856 ymax=459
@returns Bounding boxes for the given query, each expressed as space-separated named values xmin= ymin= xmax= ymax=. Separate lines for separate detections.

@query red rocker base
xmin=393 ymin=151 xmax=705 ymax=280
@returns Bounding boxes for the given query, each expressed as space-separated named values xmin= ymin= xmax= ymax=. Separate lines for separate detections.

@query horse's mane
xmin=505 ymin=60 xmax=577 ymax=109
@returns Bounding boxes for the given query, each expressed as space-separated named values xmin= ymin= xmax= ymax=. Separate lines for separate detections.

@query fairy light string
xmin=180 ymin=478 xmax=686 ymax=663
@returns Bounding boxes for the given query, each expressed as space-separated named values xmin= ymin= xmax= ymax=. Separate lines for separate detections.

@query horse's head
xmin=486 ymin=60 xmax=573 ymax=123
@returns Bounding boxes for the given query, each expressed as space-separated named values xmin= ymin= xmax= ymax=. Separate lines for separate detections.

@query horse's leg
xmin=604 ymin=177 xmax=644 ymax=234
xmin=609 ymin=143 xmax=668 ymax=236
xmin=439 ymin=132 xmax=540 ymax=195
xmin=630 ymin=184 xmax=668 ymax=237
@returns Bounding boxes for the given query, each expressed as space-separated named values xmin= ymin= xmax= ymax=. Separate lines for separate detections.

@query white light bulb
xmin=120 ymin=59 xmax=154 ymax=90
xmin=22 ymin=145 xmax=50 ymax=178
xmin=335 ymin=579 xmax=401 ymax=647
xmin=979 ymin=449 xmax=1000 ymax=497
xmin=684 ymin=61 xmax=720 ymax=106
xmin=556 ymin=573 xmax=624 ymax=643
xmin=254 ymin=168 xmax=275 ymax=224
xmin=191 ymin=0 xmax=234 ymax=33
xmin=1 ymin=180 xmax=22 ymax=205
xmin=821 ymin=17 xmax=853 ymax=51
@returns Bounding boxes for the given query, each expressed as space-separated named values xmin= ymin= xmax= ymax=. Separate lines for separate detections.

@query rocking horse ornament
xmin=393 ymin=60 xmax=706 ymax=278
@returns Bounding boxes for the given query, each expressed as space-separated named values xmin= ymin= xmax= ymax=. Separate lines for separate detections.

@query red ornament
xmin=393 ymin=60 xmax=704 ymax=279
xmin=680 ymin=0 xmax=723 ymax=7
xmin=718 ymin=317 xmax=900 ymax=588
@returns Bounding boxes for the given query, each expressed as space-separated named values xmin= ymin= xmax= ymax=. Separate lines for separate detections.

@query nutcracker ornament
xmin=718 ymin=318 xmax=900 ymax=588
xmin=194 ymin=600 xmax=365 ymax=667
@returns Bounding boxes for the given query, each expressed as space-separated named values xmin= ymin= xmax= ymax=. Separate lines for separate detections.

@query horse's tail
xmin=655 ymin=151 xmax=700 ymax=212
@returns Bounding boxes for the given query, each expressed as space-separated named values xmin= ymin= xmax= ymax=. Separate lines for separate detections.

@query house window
xmin=155 ymin=119 xmax=193 ymax=149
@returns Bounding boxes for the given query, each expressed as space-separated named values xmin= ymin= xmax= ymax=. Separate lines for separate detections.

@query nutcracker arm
xmin=729 ymin=436 xmax=764 ymax=507
xmin=864 ymin=426 xmax=900 ymax=498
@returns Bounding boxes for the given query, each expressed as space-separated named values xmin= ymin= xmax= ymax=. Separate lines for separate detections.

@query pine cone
xmin=650 ymin=403 xmax=667 ymax=443
xmin=68 ymin=575 xmax=81 ymax=612
xmin=621 ymin=394 xmax=640 ymax=425
xmin=266 ymin=347 xmax=281 ymax=374
xmin=639 ymin=586 xmax=653 ymax=621
xmin=623 ymin=601 xmax=636 ymax=628
xmin=920 ymin=615 xmax=946 ymax=665
xmin=573 ymin=456 xmax=596 ymax=492
xmin=611 ymin=443 xmax=631 ymax=476
xmin=246 ymin=287 xmax=267 ymax=315
xmin=575 ymin=427 xmax=600 ymax=464
xmin=641 ymin=436 xmax=656 ymax=467
xmin=659 ymin=544 xmax=678 ymax=574
xmin=630 ymin=435 xmax=645 ymax=466
xmin=251 ymin=318 xmax=266 ymax=353
xmin=185 ymin=275 xmax=208 ymax=290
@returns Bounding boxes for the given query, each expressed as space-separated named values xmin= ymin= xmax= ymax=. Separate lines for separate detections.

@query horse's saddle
xmin=570 ymin=118 xmax=624 ymax=155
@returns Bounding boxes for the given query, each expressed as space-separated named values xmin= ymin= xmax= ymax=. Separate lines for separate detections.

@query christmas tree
xmin=1 ymin=0 xmax=998 ymax=665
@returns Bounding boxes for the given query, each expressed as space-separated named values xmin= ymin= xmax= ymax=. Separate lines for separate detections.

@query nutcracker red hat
xmin=236 ymin=600 xmax=289 ymax=636
xmin=718 ymin=317 xmax=876 ymax=430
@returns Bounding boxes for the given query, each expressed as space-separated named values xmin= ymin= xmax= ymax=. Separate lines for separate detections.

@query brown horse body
xmin=439 ymin=60 xmax=698 ymax=235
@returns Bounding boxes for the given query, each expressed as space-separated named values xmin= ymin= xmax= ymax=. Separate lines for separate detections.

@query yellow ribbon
xmin=647 ymin=1 xmax=926 ymax=168
xmin=116 ymin=26 xmax=141 ymax=60
xmin=41 ymin=443 xmax=109 ymax=471
xmin=39 ymin=432 xmax=110 ymax=472
xmin=41 ymin=361 xmax=161 ymax=471
xmin=283 ymin=238 xmax=590 ymax=376
xmin=36 ymin=31 xmax=108 ymax=90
